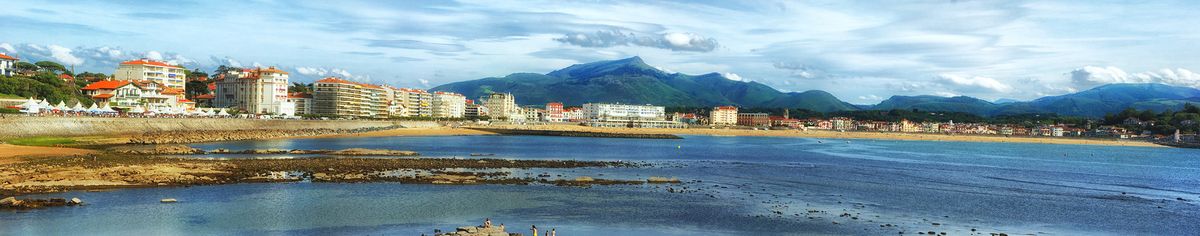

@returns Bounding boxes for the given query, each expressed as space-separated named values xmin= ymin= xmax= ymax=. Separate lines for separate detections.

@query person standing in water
xmin=551 ymin=228 xmax=556 ymax=236
xmin=531 ymin=225 xmax=538 ymax=236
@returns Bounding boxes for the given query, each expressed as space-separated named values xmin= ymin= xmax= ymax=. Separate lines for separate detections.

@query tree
xmin=1184 ymin=103 xmax=1200 ymax=114
xmin=34 ymin=61 xmax=68 ymax=74
xmin=14 ymin=61 xmax=38 ymax=72
xmin=185 ymin=80 xmax=210 ymax=99
xmin=288 ymin=82 xmax=312 ymax=93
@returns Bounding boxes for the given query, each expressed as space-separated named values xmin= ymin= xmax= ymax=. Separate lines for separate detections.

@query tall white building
xmin=0 ymin=53 xmax=17 ymax=77
xmin=432 ymin=91 xmax=466 ymax=118
xmin=581 ymin=103 xmax=682 ymax=128
xmin=213 ymin=67 xmax=294 ymax=116
xmin=483 ymin=93 xmax=519 ymax=120
xmin=114 ymin=59 xmax=187 ymax=90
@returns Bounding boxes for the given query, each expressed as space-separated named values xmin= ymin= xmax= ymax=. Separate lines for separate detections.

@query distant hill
xmin=873 ymin=95 xmax=998 ymax=114
xmin=431 ymin=57 xmax=858 ymax=112
xmin=993 ymin=83 xmax=1200 ymax=117
xmin=868 ymin=83 xmax=1200 ymax=117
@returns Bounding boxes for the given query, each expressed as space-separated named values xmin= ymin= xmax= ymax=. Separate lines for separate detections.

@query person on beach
xmin=531 ymin=225 xmax=538 ymax=236
xmin=484 ymin=218 xmax=492 ymax=228
xmin=551 ymin=228 xmax=556 ymax=236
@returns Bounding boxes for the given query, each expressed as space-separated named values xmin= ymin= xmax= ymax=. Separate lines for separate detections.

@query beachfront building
xmin=212 ymin=67 xmax=295 ymax=116
xmin=711 ymin=106 xmax=738 ymax=125
xmin=483 ymin=93 xmax=519 ymax=121
xmin=564 ymin=107 xmax=584 ymax=122
xmin=737 ymin=113 xmax=769 ymax=127
xmin=81 ymin=80 xmax=179 ymax=110
xmin=545 ymin=102 xmax=565 ymax=122
xmin=0 ymin=53 xmax=17 ymax=76
xmin=464 ymin=100 xmax=487 ymax=118
xmin=397 ymin=88 xmax=432 ymax=117
xmin=313 ymin=77 xmax=388 ymax=118
xmin=581 ymin=103 xmax=683 ymax=128
xmin=831 ymin=117 xmax=854 ymax=131
xmin=432 ymin=91 xmax=466 ymax=118
xmin=288 ymin=92 xmax=313 ymax=115
xmin=113 ymin=59 xmax=187 ymax=90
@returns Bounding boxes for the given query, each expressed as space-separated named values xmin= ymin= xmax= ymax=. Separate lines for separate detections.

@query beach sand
xmin=0 ymin=144 xmax=97 ymax=165
xmin=468 ymin=124 xmax=1165 ymax=148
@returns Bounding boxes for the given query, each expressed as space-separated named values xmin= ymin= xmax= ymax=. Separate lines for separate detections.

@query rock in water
xmin=160 ymin=198 xmax=178 ymax=203
xmin=69 ymin=198 xmax=83 ymax=205
xmin=0 ymin=197 xmax=17 ymax=206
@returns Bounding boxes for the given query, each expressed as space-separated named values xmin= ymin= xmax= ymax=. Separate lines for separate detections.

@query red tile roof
xmin=81 ymin=80 xmax=132 ymax=90
xmin=59 ymin=74 xmax=74 ymax=80
xmin=194 ymin=94 xmax=215 ymax=99
xmin=714 ymin=106 xmax=737 ymax=111
xmin=207 ymin=83 xmax=215 ymax=90
xmin=287 ymin=92 xmax=312 ymax=98
xmin=161 ymin=88 xmax=183 ymax=95
xmin=315 ymin=77 xmax=384 ymax=89
xmin=178 ymin=99 xmax=193 ymax=103
xmin=121 ymin=59 xmax=181 ymax=68
xmin=92 ymin=94 xmax=114 ymax=99
xmin=0 ymin=53 xmax=16 ymax=61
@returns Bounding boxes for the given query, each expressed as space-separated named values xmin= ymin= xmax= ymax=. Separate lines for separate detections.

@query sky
xmin=3 ymin=0 xmax=1200 ymax=104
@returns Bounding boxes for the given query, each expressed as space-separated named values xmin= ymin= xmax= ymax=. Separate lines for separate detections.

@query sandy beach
xmin=466 ymin=124 xmax=1165 ymax=148
xmin=0 ymin=144 xmax=97 ymax=165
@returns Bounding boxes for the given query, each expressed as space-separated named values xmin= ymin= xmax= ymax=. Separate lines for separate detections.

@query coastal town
xmin=1 ymin=55 xmax=1197 ymax=147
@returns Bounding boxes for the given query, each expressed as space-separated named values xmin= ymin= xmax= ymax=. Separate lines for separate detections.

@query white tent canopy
xmin=71 ymin=102 xmax=85 ymax=113
xmin=100 ymin=104 xmax=116 ymax=113
xmin=217 ymin=109 xmax=230 ymax=116
xmin=55 ymin=101 xmax=68 ymax=111
xmin=129 ymin=106 xmax=145 ymax=114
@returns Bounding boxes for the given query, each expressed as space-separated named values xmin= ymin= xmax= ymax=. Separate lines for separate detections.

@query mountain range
xmin=431 ymin=57 xmax=1200 ymax=117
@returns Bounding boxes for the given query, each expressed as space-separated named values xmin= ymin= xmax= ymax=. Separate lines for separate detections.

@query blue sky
xmin=3 ymin=0 xmax=1200 ymax=104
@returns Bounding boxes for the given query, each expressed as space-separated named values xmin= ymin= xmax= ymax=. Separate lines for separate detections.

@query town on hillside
xmin=0 ymin=55 xmax=1197 ymax=146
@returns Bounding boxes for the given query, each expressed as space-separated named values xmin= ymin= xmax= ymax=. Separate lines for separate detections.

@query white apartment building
xmin=213 ymin=67 xmax=295 ymax=116
xmin=483 ymin=93 xmax=519 ymax=120
xmin=432 ymin=91 xmax=466 ymax=118
xmin=581 ymin=103 xmax=682 ymax=128
xmin=0 ymin=53 xmax=17 ymax=76
xmin=397 ymin=88 xmax=432 ymax=117
xmin=82 ymin=80 xmax=179 ymax=110
xmin=114 ymin=59 xmax=187 ymax=90
xmin=710 ymin=106 xmax=738 ymax=125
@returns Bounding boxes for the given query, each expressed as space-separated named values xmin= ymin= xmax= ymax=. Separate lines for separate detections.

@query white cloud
xmin=145 ymin=51 xmax=164 ymax=61
xmin=47 ymin=45 xmax=84 ymax=65
xmin=419 ymin=79 xmax=430 ymax=87
xmin=935 ymin=74 xmax=1013 ymax=93
xmin=858 ymin=94 xmax=882 ymax=101
xmin=720 ymin=72 xmax=743 ymax=81
xmin=934 ymin=91 xmax=959 ymax=97
xmin=1069 ymin=66 xmax=1200 ymax=89
xmin=0 ymin=43 xmax=14 ymax=54
xmin=555 ymin=30 xmax=719 ymax=52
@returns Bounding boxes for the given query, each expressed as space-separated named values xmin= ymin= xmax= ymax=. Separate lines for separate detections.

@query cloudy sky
xmin=3 ymin=0 xmax=1199 ymax=104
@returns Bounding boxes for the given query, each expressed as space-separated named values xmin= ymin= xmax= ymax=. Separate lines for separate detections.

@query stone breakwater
xmin=0 ymin=116 xmax=432 ymax=139
xmin=467 ymin=128 xmax=682 ymax=139
xmin=127 ymin=126 xmax=398 ymax=144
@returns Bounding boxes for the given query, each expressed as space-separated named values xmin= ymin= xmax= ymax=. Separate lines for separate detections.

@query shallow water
xmin=4 ymin=135 xmax=1199 ymax=235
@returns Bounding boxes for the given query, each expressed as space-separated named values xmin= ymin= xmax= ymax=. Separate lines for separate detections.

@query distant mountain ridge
xmin=873 ymin=83 xmax=1200 ymax=117
xmin=431 ymin=57 xmax=858 ymax=112
xmin=431 ymin=57 xmax=1200 ymax=117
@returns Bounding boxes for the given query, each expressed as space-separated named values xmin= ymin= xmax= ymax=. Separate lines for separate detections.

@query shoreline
xmin=466 ymin=124 xmax=1165 ymax=148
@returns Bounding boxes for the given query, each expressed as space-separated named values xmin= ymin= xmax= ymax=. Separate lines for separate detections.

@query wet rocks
xmin=1 ymin=197 xmax=85 ymax=209
xmin=128 ymin=126 xmax=398 ymax=144
xmin=436 ymin=225 xmax=510 ymax=236
xmin=108 ymin=144 xmax=204 ymax=155
xmin=467 ymin=128 xmax=682 ymax=139
xmin=327 ymin=148 xmax=419 ymax=156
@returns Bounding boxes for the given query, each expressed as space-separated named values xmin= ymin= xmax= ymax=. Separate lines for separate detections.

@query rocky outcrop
xmin=436 ymin=225 xmax=514 ymax=236
xmin=0 ymin=117 xmax=433 ymax=139
xmin=108 ymin=144 xmax=204 ymax=155
xmin=128 ymin=126 xmax=398 ymax=144
xmin=1 ymin=197 xmax=85 ymax=209
xmin=327 ymin=148 xmax=419 ymax=156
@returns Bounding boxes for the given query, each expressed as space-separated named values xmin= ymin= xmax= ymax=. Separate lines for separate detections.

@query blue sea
xmin=3 ymin=135 xmax=1198 ymax=235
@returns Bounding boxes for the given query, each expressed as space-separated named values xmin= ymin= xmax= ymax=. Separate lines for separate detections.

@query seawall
xmin=0 ymin=116 xmax=432 ymax=139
